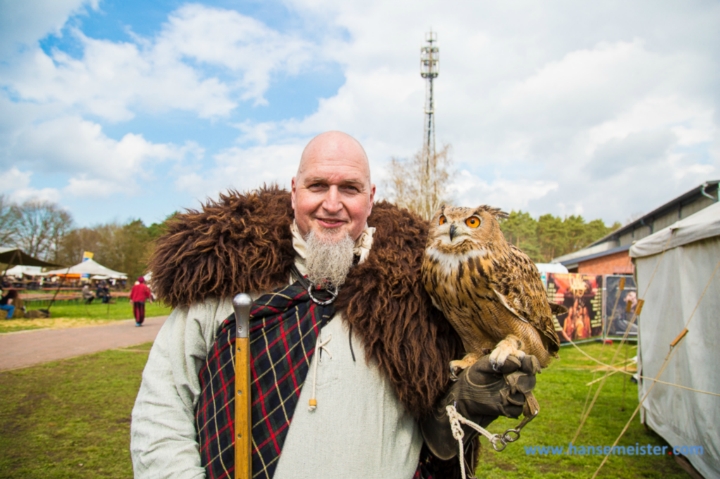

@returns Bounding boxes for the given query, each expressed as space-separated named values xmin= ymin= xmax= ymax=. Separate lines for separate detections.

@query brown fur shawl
xmin=150 ymin=186 xmax=462 ymax=418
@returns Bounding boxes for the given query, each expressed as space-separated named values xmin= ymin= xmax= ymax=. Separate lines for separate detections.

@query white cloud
xmin=0 ymin=0 xmax=98 ymax=56
xmin=0 ymin=167 xmax=32 ymax=194
xmin=0 ymin=166 xmax=61 ymax=204
xmin=0 ymin=4 xmax=319 ymax=122
xmin=449 ymin=170 xmax=559 ymax=212
xmin=175 ymin=142 xmax=304 ymax=199
xmin=10 ymin=187 xmax=62 ymax=205
xmin=64 ymin=176 xmax=126 ymax=197
xmin=9 ymin=116 xmax=180 ymax=178
xmin=0 ymin=114 xmax=192 ymax=198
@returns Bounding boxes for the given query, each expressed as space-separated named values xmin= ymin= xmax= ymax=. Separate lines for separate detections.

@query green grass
xmin=0 ymin=343 xmax=153 ymax=479
xmin=0 ymin=298 xmax=172 ymax=333
xmin=475 ymin=342 xmax=688 ymax=478
xmin=0 ymin=341 xmax=690 ymax=478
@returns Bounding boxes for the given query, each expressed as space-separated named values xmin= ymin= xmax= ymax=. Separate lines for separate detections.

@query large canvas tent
xmin=629 ymin=201 xmax=720 ymax=478
xmin=43 ymin=258 xmax=127 ymax=279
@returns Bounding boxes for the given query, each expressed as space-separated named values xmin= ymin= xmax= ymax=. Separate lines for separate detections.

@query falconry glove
xmin=421 ymin=354 xmax=541 ymax=460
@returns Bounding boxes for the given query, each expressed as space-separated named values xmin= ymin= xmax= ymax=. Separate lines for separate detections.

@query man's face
xmin=291 ymin=133 xmax=375 ymax=242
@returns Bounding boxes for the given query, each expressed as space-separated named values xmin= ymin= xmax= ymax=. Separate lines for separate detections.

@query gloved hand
xmin=421 ymin=354 xmax=541 ymax=460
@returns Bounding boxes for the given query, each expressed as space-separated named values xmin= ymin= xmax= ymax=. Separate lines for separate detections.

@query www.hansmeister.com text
xmin=524 ymin=443 xmax=704 ymax=456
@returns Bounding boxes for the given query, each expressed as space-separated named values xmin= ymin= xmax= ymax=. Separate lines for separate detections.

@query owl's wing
xmin=490 ymin=245 xmax=560 ymax=354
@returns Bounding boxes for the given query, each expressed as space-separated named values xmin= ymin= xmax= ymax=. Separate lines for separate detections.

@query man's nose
xmin=321 ymin=186 xmax=342 ymax=213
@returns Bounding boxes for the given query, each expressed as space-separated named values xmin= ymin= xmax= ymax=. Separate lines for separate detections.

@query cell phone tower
xmin=420 ymin=31 xmax=439 ymax=174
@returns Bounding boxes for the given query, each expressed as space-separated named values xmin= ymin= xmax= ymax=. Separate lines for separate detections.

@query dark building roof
xmin=588 ymin=180 xmax=719 ymax=247
xmin=552 ymin=180 xmax=719 ymax=266
xmin=558 ymin=244 xmax=630 ymax=269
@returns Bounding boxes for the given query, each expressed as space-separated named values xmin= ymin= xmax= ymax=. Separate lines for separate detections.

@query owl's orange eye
xmin=439 ymin=215 xmax=447 ymax=225
xmin=465 ymin=217 xmax=481 ymax=228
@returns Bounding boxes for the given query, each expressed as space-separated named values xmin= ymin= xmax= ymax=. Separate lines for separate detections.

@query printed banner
xmin=546 ymin=273 xmax=603 ymax=343
xmin=602 ymin=275 xmax=638 ymax=339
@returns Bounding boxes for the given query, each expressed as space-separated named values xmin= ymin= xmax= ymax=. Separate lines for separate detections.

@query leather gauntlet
xmin=421 ymin=354 xmax=541 ymax=460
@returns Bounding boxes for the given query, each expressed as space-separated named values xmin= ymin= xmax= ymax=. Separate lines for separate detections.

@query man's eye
xmin=342 ymin=185 xmax=360 ymax=193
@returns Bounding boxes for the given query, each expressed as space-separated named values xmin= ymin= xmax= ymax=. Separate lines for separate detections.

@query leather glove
xmin=421 ymin=354 xmax=541 ymax=460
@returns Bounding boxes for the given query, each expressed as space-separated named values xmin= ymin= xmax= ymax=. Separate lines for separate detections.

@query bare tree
xmin=0 ymin=195 xmax=20 ymax=246
xmin=14 ymin=200 xmax=73 ymax=261
xmin=385 ymin=144 xmax=453 ymax=220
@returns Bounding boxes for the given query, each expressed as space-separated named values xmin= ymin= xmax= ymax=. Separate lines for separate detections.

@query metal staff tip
xmin=232 ymin=293 xmax=252 ymax=338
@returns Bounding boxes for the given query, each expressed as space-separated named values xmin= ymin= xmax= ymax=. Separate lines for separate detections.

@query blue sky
xmin=1 ymin=0 xmax=719 ymax=228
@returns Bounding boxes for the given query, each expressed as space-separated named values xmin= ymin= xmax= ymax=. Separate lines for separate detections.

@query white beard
xmin=304 ymin=230 xmax=355 ymax=287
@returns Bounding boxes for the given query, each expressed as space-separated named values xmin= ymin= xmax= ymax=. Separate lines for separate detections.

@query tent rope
xmin=570 ymin=233 xmax=673 ymax=445
xmin=570 ymin=340 xmax=720 ymax=397
xmin=591 ymin=258 xmax=720 ymax=478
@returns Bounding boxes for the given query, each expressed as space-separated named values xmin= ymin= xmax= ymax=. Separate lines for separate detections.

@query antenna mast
xmin=420 ymin=31 xmax=439 ymax=172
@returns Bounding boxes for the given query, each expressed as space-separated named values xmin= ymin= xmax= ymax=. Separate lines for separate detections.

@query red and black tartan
xmin=196 ymin=281 xmax=461 ymax=479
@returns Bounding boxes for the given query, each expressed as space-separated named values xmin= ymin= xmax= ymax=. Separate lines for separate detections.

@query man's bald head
xmin=291 ymin=131 xmax=375 ymax=241
xmin=296 ymin=131 xmax=371 ymax=186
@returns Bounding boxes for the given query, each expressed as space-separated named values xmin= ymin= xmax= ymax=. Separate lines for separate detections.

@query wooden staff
xmin=232 ymin=293 xmax=253 ymax=479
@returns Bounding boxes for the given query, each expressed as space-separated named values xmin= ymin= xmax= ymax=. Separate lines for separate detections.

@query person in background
xmin=82 ymin=284 xmax=94 ymax=304
xmin=96 ymin=281 xmax=105 ymax=302
xmin=130 ymin=276 xmax=153 ymax=327
xmin=0 ymin=289 xmax=19 ymax=319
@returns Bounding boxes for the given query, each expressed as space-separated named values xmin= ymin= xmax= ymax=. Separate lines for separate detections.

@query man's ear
xmin=291 ymin=177 xmax=297 ymax=209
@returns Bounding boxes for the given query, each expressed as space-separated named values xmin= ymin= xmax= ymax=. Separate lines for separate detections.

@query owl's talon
xmin=449 ymin=359 xmax=469 ymax=381
xmin=489 ymin=337 xmax=525 ymax=370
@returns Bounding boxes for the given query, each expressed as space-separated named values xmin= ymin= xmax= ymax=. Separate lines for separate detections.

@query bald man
xmin=131 ymin=131 xmax=537 ymax=479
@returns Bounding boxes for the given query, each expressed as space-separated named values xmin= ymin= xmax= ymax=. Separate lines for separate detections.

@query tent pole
xmin=42 ymin=266 xmax=71 ymax=314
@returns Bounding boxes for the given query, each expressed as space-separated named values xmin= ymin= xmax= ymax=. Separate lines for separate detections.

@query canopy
xmin=44 ymin=258 xmax=127 ymax=279
xmin=0 ymin=247 xmax=61 ymax=268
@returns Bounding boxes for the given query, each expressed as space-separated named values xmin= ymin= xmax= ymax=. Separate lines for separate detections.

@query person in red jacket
xmin=129 ymin=276 xmax=153 ymax=327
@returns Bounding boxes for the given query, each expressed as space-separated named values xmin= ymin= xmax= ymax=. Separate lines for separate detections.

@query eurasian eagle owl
xmin=421 ymin=205 xmax=560 ymax=374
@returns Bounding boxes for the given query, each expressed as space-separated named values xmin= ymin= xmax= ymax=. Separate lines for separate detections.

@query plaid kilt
xmin=195 ymin=281 xmax=460 ymax=479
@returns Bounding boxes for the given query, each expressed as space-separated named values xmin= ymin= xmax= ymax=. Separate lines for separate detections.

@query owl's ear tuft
xmin=475 ymin=205 xmax=508 ymax=219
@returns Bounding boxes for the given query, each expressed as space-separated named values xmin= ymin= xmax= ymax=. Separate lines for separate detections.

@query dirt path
xmin=0 ymin=316 xmax=167 ymax=372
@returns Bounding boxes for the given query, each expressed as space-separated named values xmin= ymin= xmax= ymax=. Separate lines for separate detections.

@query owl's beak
xmin=449 ymin=224 xmax=457 ymax=241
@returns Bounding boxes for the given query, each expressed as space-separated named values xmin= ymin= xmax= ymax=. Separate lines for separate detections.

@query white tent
xmin=629 ymin=201 xmax=720 ymax=478
xmin=3 ymin=265 xmax=46 ymax=277
xmin=43 ymin=258 xmax=127 ymax=279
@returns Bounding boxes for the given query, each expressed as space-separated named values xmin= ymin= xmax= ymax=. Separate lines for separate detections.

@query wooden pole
xmin=232 ymin=294 xmax=252 ymax=479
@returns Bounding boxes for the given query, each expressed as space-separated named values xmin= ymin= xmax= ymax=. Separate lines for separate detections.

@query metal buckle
xmin=307 ymin=283 xmax=338 ymax=305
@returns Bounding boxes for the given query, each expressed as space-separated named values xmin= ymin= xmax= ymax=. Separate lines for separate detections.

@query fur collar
xmin=150 ymin=186 xmax=461 ymax=417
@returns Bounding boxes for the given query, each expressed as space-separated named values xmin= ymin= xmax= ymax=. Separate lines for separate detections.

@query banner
xmin=546 ymin=273 xmax=603 ymax=343
xmin=82 ymin=251 xmax=94 ymax=278
xmin=602 ymin=275 xmax=638 ymax=339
